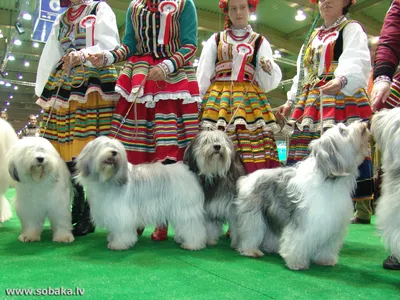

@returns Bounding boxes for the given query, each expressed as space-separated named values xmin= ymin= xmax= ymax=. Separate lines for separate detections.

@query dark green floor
xmin=0 ymin=189 xmax=399 ymax=299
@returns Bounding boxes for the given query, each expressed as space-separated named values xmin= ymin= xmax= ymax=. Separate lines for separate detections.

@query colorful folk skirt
xmin=36 ymin=65 xmax=119 ymax=109
xmin=110 ymin=55 xmax=200 ymax=164
xmin=200 ymin=81 xmax=280 ymax=173
xmin=287 ymin=86 xmax=373 ymax=201
xmin=40 ymin=92 xmax=116 ymax=162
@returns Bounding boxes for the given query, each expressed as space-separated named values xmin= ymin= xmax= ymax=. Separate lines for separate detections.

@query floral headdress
xmin=309 ymin=0 xmax=356 ymax=4
xmin=218 ymin=0 xmax=259 ymax=29
xmin=218 ymin=0 xmax=259 ymax=14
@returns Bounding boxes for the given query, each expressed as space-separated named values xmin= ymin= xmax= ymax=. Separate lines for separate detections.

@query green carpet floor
xmin=0 ymin=189 xmax=398 ymax=300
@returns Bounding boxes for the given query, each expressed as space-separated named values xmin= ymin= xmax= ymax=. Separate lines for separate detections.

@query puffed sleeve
xmin=80 ymin=2 xmax=120 ymax=56
xmin=196 ymin=34 xmax=217 ymax=98
xmin=374 ymin=0 xmax=400 ymax=80
xmin=255 ymin=37 xmax=282 ymax=93
xmin=334 ymin=22 xmax=371 ymax=95
xmin=286 ymin=46 xmax=303 ymax=102
xmin=35 ymin=15 xmax=64 ymax=97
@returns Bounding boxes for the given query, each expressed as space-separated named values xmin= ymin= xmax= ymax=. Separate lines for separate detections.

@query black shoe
xmin=383 ymin=255 xmax=400 ymax=270
xmin=72 ymin=201 xmax=95 ymax=237
xmin=350 ymin=217 xmax=371 ymax=224
xmin=66 ymin=160 xmax=85 ymax=224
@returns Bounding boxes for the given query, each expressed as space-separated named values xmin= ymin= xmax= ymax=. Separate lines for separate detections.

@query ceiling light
xmin=6 ymin=102 xmax=9 ymax=106
xmin=0 ymin=30 xmax=3 ymax=39
xmin=33 ymin=42 xmax=39 ymax=48
xmin=4 ymin=72 xmax=8 ymax=76
xmin=24 ymin=61 xmax=30 ymax=67
xmin=22 ymin=13 xmax=32 ymax=20
xmin=14 ymin=86 xmax=18 ymax=90
xmin=0 ymin=80 xmax=4 ymax=85
xmin=5 ymin=82 xmax=11 ymax=87
xmin=295 ymin=9 xmax=306 ymax=21
xmin=14 ymin=39 xmax=22 ymax=46
xmin=273 ymin=50 xmax=282 ymax=59
xmin=3 ymin=108 xmax=7 ymax=112
xmin=8 ymin=94 xmax=13 ymax=99
xmin=250 ymin=13 xmax=257 ymax=21
xmin=18 ymin=73 xmax=23 ymax=79
xmin=8 ymin=55 xmax=15 ymax=61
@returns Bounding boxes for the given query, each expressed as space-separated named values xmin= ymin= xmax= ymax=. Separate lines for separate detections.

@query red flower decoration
xmin=219 ymin=0 xmax=228 ymax=14
xmin=248 ymin=0 xmax=259 ymax=13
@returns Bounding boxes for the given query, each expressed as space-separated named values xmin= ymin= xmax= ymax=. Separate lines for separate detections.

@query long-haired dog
xmin=7 ymin=137 xmax=74 ymax=243
xmin=372 ymin=107 xmax=400 ymax=262
xmin=0 ymin=119 xmax=18 ymax=224
xmin=235 ymin=121 xmax=370 ymax=270
xmin=183 ymin=130 xmax=246 ymax=247
xmin=75 ymin=136 xmax=207 ymax=251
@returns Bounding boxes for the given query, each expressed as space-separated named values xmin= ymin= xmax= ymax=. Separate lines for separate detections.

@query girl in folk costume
xmin=277 ymin=0 xmax=374 ymax=218
xmin=197 ymin=0 xmax=282 ymax=174
xmin=371 ymin=0 xmax=400 ymax=271
xmin=88 ymin=0 xmax=200 ymax=241
xmin=35 ymin=0 xmax=120 ymax=236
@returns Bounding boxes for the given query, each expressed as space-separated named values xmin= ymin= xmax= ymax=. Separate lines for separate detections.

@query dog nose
xmin=213 ymin=144 xmax=221 ymax=151
xmin=36 ymin=157 xmax=44 ymax=163
xmin=111 ymin=151 xmax=117 ymax=156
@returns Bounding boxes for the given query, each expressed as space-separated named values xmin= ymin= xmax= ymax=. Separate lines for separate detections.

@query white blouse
xmin=197 ymin=27 xmax=282 ymax=98
xmin=35 ymin=2 xmax=120 ymax=97
xmin=287 ymin=22 xmax=371 ymax=102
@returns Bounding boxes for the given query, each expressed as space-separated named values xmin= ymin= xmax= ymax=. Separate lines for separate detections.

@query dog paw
xmin=181 ymin=242 xmax=206 ymax=251
xmin=107 ymin=241 xmax=132 ymax=251
xmin=313 ymin=258 xmax=338 ymax=267
xmin=53 ymin=233 xmax=74 ymax=243
xmin=207 ymin=239 xmax=218 ymax=246
xmin=0 ymin=209 xmax=12 ymax=223
xmin=240 ymin=248 xmax=264 ymax=258
xmin=19 ymin=233 xmax=41 ymax=243
xmin=286 ymin=262 xmax=309 ymax=270
xmin=174 ymin=236 xmax=184 ymax=244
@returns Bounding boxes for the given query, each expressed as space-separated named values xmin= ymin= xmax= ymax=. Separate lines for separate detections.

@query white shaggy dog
xmin=183 ymin=130 xmax=246 ymax=247
xmin=372 ymin=107 xmax=400 ymax=262
xmin=0 ymin=119 xmax=18 ymax=224
xmin=7 ymin=137 xmax=74 ymax=243
xmin=235 ymin=122 xmax=370 ymax=270
xmin=75 ymin=136 xmax=207 ymax=251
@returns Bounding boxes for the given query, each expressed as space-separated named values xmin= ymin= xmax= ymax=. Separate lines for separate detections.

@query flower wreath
xmin=218 ymin=0 xmax=259 ymax=14
xmin=309 ymin=0 xmax=356 ymax=4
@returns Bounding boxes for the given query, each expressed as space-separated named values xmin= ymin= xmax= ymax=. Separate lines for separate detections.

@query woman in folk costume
xmin=197 ymin=0 xmax=282 ymax=174
xmin=371 ymin=0 xmax=400 ymax=270
xmin=88 ymin=0 xmax=200 ymax=241
xmin=277 ymin=0 xmax=374 ymax=212
xmin=35 ymin=0 xmax=120 ymax=236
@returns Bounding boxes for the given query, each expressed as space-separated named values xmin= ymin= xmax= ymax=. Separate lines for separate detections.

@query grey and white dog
xmin=184 ymin=130 xmax=246 ymax=247
xmin=372 ymin=107 xmax=400 ymax=263
xmin=235 ymin=122 xmax=370 ymax=270
xmin=75 ymin=136 xmax=207 ymax=251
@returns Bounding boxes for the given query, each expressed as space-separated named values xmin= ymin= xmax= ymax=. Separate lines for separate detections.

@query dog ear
xmin=311 ymin=138 xmax=349 ymax=178
xmin=183 ymin=138 xmax=199 ymax=174
xmin=230 ymin=153 xmax=247 ymax=181
xmin=337 ymin=123 xmax=349 ymax=137
xmin=8 ymin=162 xmax=20 ymax=182
xmin=75 ymin=145 xmax=92 ymax=178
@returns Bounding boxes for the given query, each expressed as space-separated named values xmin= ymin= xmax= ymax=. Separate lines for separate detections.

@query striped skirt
xmin=288 ymin=86 xmax=374 ymax=201
xmin=41 ymin=92 xmax=116 ymax=162
xmin=110 ymin=55 xmax=200 ymax=164
xmin=200 ymin=81 xmax=280 ymax=173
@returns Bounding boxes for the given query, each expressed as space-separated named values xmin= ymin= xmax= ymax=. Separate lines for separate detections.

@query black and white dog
xmin=184 ymin=130 xmax=246 ymax=248
xmin=235 ymin=122 xmax=370 ymax=270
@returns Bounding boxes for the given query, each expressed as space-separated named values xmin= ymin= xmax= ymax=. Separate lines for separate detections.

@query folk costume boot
xmin=151 ymin=225 xmax=168 ymax=241
xmin=72 ymin=200 xmax=95 ymax=237
xmin=66 ymin=161 xmax=84 ymax=225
